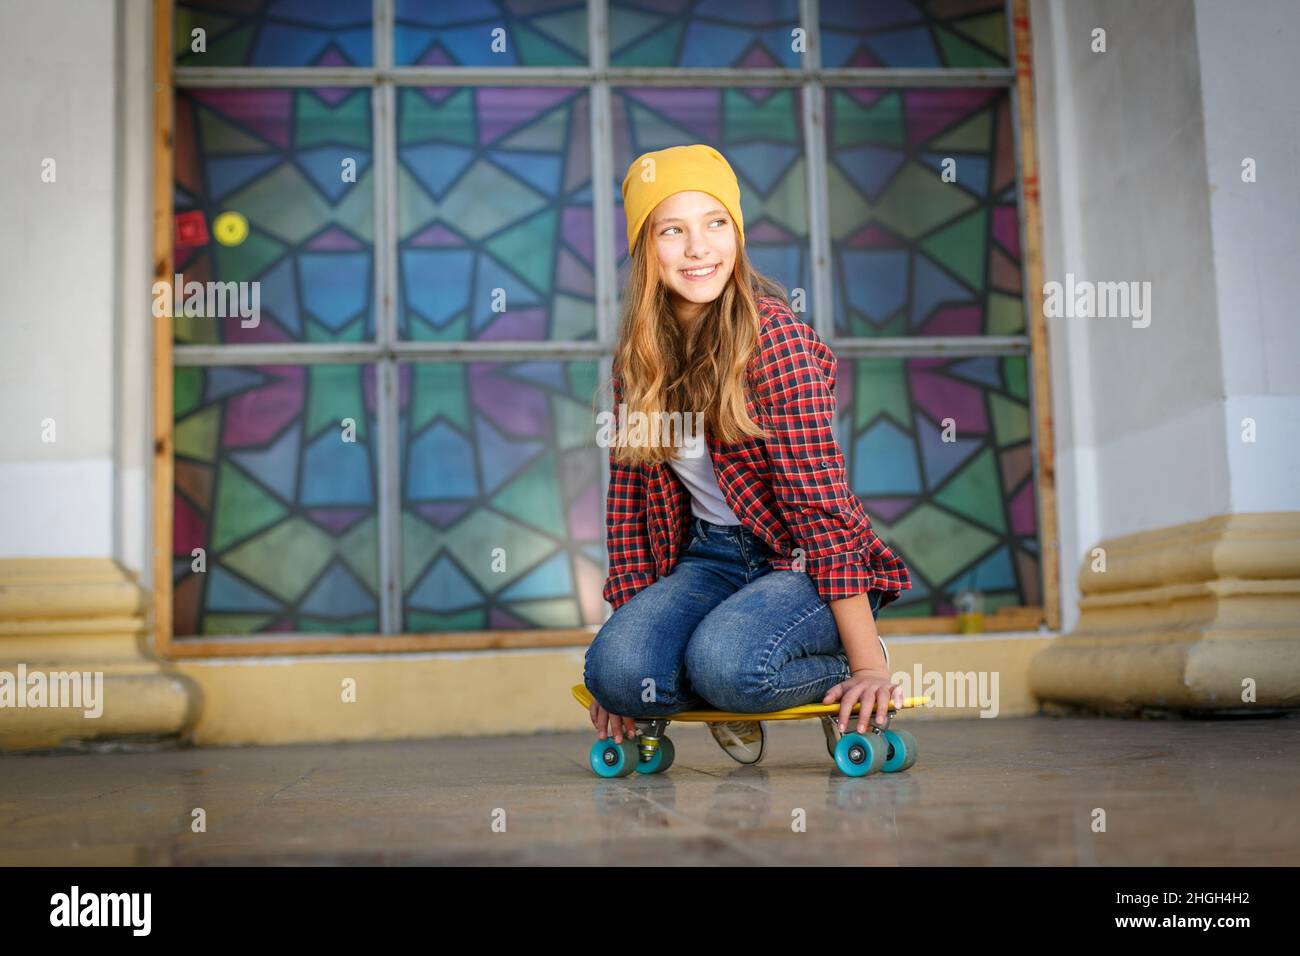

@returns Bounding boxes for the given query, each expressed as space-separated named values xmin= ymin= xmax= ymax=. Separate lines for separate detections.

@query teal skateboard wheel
xmin=589 ymin=737 xmax=639 ymax=777
xmin=882 ymin=728 xmax=918 ymax=772
xmin=634 ymin=736 xmax=675 ymax=774
xmin=834 ymin=732 xmax=887 ymax=777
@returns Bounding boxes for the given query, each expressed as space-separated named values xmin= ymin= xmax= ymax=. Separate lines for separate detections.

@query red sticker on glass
xmin=175 ymin=210 xmax=209 ymax=247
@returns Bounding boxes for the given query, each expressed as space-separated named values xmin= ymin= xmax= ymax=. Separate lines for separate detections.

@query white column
xmin=1195 ymin=0 xmax=1300 ymax=514
xmin=0 ymin=0 xmax=122 ymax=560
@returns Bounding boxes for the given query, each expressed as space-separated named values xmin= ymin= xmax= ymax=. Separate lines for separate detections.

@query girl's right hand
xmin=589 ymin=700 xmax=638 ymax=744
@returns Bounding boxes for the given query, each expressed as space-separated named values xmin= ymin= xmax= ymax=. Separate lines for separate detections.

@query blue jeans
xmin=585 ymin=516 xmax=886 ymax=717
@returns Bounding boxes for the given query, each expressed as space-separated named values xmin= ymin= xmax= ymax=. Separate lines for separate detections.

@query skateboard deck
xmin=573 ymin=683 xmax=927 ymax=778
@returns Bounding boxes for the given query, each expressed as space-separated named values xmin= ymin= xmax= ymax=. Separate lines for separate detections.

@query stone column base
xmin=1030 ymin=513 xmax=1300 ymax=715
xmin=0 ymin=559 xmax=198 ymax=752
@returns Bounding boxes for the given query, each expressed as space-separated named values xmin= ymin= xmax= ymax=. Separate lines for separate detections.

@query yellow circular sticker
xmin=213 ymin=211 xmax=249 ymax=246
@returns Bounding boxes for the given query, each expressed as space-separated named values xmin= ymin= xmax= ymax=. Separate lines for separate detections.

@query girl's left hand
xmin=823 ymin=669 xmax=903 ymax=734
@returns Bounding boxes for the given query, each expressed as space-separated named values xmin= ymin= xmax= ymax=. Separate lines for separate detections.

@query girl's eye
xmin=660 ymin=220 xmax=725 ymax=235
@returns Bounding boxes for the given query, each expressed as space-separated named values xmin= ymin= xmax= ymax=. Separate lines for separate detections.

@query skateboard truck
xmin=822 ymin=705 xmax=894 ymax=758
xmin=868 ymin=706 xmax=896 ymax=733
xmin=633 ymin=718 xmax=670 ymax=762
xmin=832 ymin=702 xmax=896 ymax=735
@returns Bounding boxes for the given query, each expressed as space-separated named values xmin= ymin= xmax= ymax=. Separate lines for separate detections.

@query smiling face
xmin=650 ymin=190 xmax=738 ymax=322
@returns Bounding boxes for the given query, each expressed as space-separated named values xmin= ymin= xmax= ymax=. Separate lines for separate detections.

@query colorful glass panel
xmin=395 ymin=0 xmax=588 ymax=66
xmin=174 ymin=87 xmax=376 ymax=344
xmin=175 ymin=0 xmax=373 ymax=67
xmin=398 ymin=360 xmax=604 ymax=630
xmin=838 ymin=354 xmax=1038 ymax=615
xmin=173 ymin=363 xmax=381 ymax=636
xmin=820 ymin=0 xmax=1009 ymax=68
xmin=396 ymin=87 xmax=595 ymax=341
xmin=609 ymin=0 xmax=801 ymax=68
xmin=825 ymin=87 xmax=1022 ymax=337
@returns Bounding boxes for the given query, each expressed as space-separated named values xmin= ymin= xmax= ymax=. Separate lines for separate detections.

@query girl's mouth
xmin=680 ymin=264 xmax=719 ymax=281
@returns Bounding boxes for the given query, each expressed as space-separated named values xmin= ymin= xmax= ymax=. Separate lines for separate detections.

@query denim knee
xmin=584 ymin=623 xmax=683 ymax=716
xmin=683 ymin=629 xmax=771 ymax=713
xmin=583 ymin=635 xmax=635 ymax=714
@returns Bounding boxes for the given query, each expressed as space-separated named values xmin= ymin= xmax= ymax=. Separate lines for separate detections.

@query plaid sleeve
xmin=757 ymin=317 xmax=877 ymax=603
xmin=601 ymin=372 xmax=656 ymax=610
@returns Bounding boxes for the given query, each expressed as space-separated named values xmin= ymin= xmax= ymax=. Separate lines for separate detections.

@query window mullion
xmin=798 ymin=0 xmax=834 ymax=340
xmin=374 ymin=0 xmax=402 ymax=634
xmin=590 ymin=0 xmax=615 ymax=349
xmin=588 ymin=0 xmax=615 ymax=619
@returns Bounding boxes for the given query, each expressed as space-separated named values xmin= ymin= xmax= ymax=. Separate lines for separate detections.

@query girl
xmin=585 ymin=144 xmax=913 ymax=765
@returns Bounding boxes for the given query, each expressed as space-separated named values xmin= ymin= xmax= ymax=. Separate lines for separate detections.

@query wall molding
xmin=1030 ymin=512 xmax=1300 ymax=713
xmin=0 ymin=558 xmax=198 ymax=751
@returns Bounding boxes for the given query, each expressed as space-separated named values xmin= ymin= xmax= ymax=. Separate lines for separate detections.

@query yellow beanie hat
xmin=621 ymin=144 xmax=745 ymax=253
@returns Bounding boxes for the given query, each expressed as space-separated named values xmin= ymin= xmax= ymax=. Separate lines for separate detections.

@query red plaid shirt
xmin=602 ymin=295 xmax=912 ymax=612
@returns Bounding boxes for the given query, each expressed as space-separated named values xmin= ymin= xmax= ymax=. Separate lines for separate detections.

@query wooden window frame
xmin=151 ymin=0 xmax=1058 ymax=658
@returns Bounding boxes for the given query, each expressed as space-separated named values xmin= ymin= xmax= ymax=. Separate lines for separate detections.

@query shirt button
xmin=820 ymin=461 xmax=830 ymax=468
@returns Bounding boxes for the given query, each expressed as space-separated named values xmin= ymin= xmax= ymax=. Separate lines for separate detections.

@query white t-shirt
xmin=667 ymin=429 xmax=742 ymax=525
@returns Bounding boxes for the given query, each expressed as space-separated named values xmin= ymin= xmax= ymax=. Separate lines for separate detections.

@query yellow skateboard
xmin=573 ymin=683 xmax=926 ymax=778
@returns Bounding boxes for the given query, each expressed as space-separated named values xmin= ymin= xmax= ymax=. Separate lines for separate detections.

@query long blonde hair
xmin=604 ymin=218 xmax=789 ymax=467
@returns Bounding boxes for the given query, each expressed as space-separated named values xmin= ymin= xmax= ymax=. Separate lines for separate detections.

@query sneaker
xmin=706 ymin=720 xmax=767 ymax=765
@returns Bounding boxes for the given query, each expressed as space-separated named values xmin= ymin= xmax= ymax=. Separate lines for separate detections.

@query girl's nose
xmin=684 ymin=230 xmax=710 ymax=258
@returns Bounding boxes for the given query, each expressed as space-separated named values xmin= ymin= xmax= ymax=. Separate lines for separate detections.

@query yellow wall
xmin=171 ymin=635 xmax=1047 ymax=746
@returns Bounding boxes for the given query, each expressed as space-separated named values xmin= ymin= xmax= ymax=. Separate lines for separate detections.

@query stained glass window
xmin=820 ymin=0 xmax=1009 ymax=68
xmin=396 ymin=88 xmax=595 ymax=341
xmin=168 ymin=0 xmax=1039 ymax=640
xmin=825 ymin=88 xmax=1021 ymax=337
xmin=835 ymin=356 xmax=1038 ymax=618
xmin=175 ymin=0 xmax=374 ymax=67
xmin=174 ymin=88 xmax=375 ymax=345
xmin=399 ymin=361 xmax=603 ymax=629
xmin=609 ymin=0 xmax=801 ymax=68
xmin=395 ymin=0 xmax=588 ymax=67
xmin=173 ymin=364 xmax=381 ymax=636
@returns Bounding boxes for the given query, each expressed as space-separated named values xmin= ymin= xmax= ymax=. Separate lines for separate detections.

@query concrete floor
xmin=1 ymin=713 xmax=1297 ymax=865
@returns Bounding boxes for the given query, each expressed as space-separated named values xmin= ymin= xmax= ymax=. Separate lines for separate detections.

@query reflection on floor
xmin=1 ymin=713 xmax=1297 ymax=865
